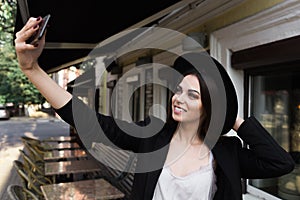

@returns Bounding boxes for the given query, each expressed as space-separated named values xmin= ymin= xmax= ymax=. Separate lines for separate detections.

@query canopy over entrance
xmin=14 ymin=0 xmax=184 ymax=73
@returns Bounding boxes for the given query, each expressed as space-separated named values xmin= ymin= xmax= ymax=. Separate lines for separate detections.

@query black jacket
xmin=55 ymin=97 xmax=295 ymax=200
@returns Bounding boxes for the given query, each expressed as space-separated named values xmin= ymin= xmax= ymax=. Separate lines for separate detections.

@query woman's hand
xmin=14 ymin=17 xmax=45 ymax=71
xmin=14 ymin=16 xmax=73 ymax=109
xmin=233 ymin=116 xmax=245 ymax=132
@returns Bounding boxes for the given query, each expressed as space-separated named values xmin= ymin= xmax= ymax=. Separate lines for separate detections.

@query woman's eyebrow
xmin=176 ymin=85 xmax=182 ymax=90
xmin=188 ymin=89 xmax=200 ymax=95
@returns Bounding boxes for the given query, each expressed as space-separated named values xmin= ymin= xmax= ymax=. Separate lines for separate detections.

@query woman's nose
xmin=176 ymin=93 xmax=185 ymax=103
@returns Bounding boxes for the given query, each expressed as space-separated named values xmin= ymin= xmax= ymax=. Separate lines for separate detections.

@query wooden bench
xmin=89 ymin=142 xmax=137 ymax=200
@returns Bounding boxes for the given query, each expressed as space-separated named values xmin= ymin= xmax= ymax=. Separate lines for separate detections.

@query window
xmin=247 ymin=64 xmax=300 ymax=199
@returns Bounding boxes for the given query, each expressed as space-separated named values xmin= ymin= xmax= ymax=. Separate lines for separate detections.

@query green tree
xmin=0 ymin=0 xmax=44 ymax=106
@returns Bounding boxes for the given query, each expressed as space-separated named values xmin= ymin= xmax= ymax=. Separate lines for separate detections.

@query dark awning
xmin=14 ymin=0 xmax=184 ymax=73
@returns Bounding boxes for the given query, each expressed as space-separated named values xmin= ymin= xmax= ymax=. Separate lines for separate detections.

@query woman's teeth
xmin=175 ymin=107 xmax=185 ymax=112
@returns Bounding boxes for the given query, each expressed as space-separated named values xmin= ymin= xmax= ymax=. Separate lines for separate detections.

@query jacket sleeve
xmin=237 ymin=116 xmax=295 ymax=179
xmin=54 ymin=96 xmax=143 ymax=152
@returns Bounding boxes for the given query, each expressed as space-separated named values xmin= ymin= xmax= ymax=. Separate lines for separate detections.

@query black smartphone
xmin=26 ymin=14 xmax=51 ymax=44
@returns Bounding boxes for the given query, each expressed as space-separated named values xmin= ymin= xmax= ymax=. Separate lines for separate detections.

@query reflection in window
xmin=250 ymin=72 xmax=300 ymax=199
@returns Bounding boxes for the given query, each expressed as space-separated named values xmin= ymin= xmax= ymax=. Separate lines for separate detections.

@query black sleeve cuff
xmin=53 ymin=98 xmax=75 ymax=127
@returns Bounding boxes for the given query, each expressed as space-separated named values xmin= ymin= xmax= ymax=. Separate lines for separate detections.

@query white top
xmin=152 ymin=152 xmax=217 ymax=200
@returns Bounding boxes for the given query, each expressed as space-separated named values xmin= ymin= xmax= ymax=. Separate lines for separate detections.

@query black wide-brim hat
xmin=172 ymin=52 xmax=238 ymax=135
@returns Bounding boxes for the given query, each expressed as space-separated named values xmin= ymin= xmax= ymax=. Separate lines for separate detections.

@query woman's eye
xmin=188 ymin=92 xmax=199 ymax=99
xmin=175 ymin=86 xmax=182 ymax=94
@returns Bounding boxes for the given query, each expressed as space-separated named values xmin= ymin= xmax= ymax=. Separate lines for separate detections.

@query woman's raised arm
xmin=14 ymin=17 xmax=72 ymax=109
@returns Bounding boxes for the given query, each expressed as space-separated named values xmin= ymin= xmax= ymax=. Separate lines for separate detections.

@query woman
xmin=15 ymin=17 xmax=295 ymax=200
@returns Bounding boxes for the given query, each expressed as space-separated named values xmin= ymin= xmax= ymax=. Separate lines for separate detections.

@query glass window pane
xmin=250 ymin=72 xmax=300 ymax=199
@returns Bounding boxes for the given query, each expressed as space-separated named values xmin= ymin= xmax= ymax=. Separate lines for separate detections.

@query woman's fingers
xmin=23 ymin=16 xmax=41 ymax=32
xmin=15 ymin=17 xmax=41 ymax=43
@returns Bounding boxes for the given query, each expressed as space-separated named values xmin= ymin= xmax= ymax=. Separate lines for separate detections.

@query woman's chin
xmin=172 ymin=113 xmax=183 ymax=122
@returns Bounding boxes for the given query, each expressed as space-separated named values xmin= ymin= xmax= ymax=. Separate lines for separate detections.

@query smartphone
xmin=26 ymin=14 xmax=51 ymax=44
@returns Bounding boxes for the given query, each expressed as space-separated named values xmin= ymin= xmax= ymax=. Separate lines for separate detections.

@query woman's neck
xmin=175 ymin=122 xmax=201 ymax=145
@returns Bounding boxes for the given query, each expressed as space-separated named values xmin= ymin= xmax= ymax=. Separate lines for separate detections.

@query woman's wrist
xmin=233 ymin=117 xmax=245 ymax=132
xmin=21 ymin=62 xmax=40 ymax=75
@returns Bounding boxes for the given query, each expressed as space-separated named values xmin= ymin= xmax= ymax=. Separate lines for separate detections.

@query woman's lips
xmin=173 ymin=106 xmax=187 ymax=114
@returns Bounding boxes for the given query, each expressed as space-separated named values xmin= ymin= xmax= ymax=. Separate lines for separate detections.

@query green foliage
xmin=0 ymin=0 xmax=44 ymax=105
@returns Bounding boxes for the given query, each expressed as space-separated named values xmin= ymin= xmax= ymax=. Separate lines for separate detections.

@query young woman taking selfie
xmin=14 ymin=17 xmax=295 ymax=200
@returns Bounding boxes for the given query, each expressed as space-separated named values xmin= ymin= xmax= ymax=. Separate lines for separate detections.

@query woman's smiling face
xmin=172 ymin=74 xmax=204 ymax=124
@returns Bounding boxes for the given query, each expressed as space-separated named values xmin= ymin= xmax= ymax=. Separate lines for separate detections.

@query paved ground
xmin=0 ymin=116 xmax=70 ymax=199
xmin=0 ymin=143 xmax=23 ymax=200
